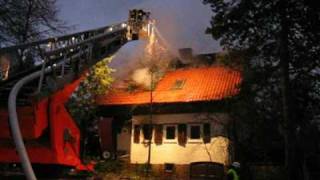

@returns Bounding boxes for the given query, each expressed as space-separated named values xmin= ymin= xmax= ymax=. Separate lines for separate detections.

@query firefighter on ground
xmin=227 ymin=161 xmax=240 ymax=180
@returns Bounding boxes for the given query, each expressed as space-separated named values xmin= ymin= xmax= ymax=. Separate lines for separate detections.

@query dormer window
xmin=171 ymin=79 xmax=186 ymax=90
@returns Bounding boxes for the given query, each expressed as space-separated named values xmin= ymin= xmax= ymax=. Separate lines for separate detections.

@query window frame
xmin=164 ymin=163 xmax=175 ymax=173
xmin=171 ymin=79 xmax=186 ymax=90
xmin=188 ymin=124 xmax=203 ymax=142
xmin=164 ymin=124 xmax=177 ymax=142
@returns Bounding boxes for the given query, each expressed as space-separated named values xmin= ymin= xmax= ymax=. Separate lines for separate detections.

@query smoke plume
xmin=131 ymin=67 xmax=152 ymax=88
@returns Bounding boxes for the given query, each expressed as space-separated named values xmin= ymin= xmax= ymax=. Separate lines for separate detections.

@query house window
xmin=190 ymin=125 xmax=201 ymax=139
xmin=164 ymin=163 xmax=175 ymax=173
xmin=166 ymin=126 xmax=176 ymax=139
xmin=171 ymin=79 xmax=186 ymax=90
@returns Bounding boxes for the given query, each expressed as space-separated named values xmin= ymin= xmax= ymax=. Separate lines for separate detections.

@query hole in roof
xmin=171 ymin=79 xmax=186 ymax=90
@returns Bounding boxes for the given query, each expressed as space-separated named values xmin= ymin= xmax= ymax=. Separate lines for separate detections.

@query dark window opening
xmin=142 ymin=124 xmax=153 ymax=140
xmin=164 ymin=163 xmax=174 ymax=172
xmin=190 ymin=125 xmax=201 ymax=139
xmin=171 ymin=79 xmax=186 ymax=90
xmin=166 ymin=126 xmax=176 ymax=139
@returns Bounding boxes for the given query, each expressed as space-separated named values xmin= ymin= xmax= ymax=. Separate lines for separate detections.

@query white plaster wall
xmin=130 ymin=113 xmax=232 ymax=165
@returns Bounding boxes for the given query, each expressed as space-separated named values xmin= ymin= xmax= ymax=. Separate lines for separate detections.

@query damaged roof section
xmin=97 ymin=66 xmax=242 ymax=105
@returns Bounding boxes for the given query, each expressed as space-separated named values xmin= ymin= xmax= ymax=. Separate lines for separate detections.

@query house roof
xmin=97 ymin=66 xmax=242 ymax=106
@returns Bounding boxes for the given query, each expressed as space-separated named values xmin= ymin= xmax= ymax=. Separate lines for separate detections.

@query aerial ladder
xmin=0 ymin=10 xmax=151 ymax=179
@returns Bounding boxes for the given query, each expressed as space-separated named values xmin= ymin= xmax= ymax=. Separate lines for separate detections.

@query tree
xmin=67 ymin=56 xmax=114 ymax=157
xmin=0 ymin=0 xmax=67 ymax=73
xmin=67 ymin=55 xmax=115 ymax=125
xmin=203 ymin=0 xmax=320 ymax=179
xmin=0 ymin=0 xmax=66 ymax=46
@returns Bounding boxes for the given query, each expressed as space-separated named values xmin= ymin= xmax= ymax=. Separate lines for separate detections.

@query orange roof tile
xmin=97 ymin=66 xmax=242 ymax=105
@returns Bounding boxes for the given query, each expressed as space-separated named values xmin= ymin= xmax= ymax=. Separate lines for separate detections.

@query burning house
xmin=97 ymin=59 xmax=242 ymax=176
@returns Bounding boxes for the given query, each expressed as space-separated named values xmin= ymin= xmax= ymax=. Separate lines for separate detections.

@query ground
xmin=94 ymin=157 xmax=186 ymax=180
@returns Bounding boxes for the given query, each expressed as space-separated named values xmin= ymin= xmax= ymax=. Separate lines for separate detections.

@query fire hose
xmin=8 ymin=68 xmax=51 ymax=180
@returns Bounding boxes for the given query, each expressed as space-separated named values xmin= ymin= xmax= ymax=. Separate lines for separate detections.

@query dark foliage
xmin=0 ymin=0 xmax=67 ymax=46
xmin=204 ymin=0 xmax=320 ymax=179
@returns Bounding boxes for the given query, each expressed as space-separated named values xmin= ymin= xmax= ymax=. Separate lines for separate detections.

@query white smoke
xmin=131 ymin=67 xmax=151 ymax=88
